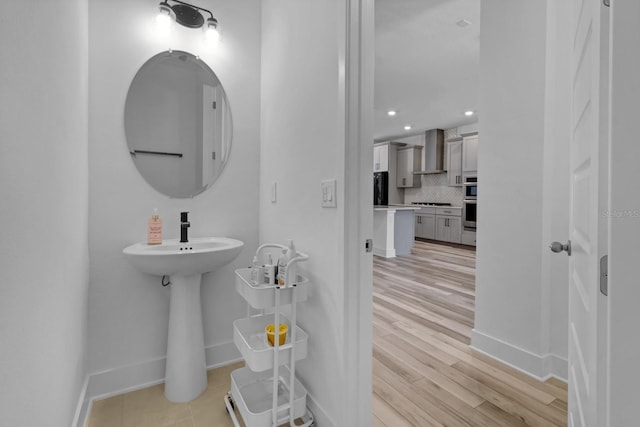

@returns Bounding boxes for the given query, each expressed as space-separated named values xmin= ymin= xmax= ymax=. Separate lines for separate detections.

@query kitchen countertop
xmin=374 ymin=205 xmax=422 ymax=211
xmin=413 ymin=205 xmax=463 ymax=209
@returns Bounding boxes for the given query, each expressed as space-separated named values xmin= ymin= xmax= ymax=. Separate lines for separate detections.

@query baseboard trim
xmin=306 ymin=392 xmax=335 ymax=427
xmin=471 ymin=329 xmax=568 ymax=382
xmin=373 ymin=248 xmax=395 ymax=258
xmin=80 ymin=341 xmax=241 ymax=426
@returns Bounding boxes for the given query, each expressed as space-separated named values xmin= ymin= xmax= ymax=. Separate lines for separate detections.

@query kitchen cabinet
xmin=415 ymin=214 xmax=435 ymax=239
xmin=447 ymin=140 xmax=463 ymax=187
xmin=373 ymin=144 xmax=389 ymax=172
xmin=462 ymin=134 xmax=478 ymax=173
xmin=435 ymin=216 xmax=462 ymax=243
xmin=434 ymin=207 xmax=462 ymax=244
xmin=397 ymin=147 xmax=422 ymax=188
xmin=461 ymin=229 xmax=476 ymax=246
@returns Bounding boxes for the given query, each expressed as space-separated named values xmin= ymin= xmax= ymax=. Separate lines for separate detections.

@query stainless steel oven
xmin=462 ymin=198 xmax=477 ymax=229
xmin=463 ymin=176 xmax=477 ymax=229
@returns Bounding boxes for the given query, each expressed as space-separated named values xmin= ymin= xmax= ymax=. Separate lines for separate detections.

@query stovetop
xmin=411 ymin=202 xmax=452 ymax=206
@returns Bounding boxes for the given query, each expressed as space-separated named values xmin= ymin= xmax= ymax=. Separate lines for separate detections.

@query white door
xmin=202 ymin=84 xmax=214 ymax=187
xmin=566 ymin=0 xmax=609 ymax=425
xmin=202 ymin=84 xmax=223 ymax=187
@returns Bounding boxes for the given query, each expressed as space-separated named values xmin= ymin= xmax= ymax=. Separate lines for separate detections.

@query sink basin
xmin=123 ymin=236 xmax=244 ymax=403
xmin=123 ymin=237 xmax=244 ymax=276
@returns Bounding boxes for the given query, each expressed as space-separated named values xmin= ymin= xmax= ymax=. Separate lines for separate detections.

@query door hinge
xmin=212 ymin=101 xmax=217 ymax=109
xmin=212 ymin=151 xmax=216 ymax=160
xmin=365 ymin=239 xmax=373 ymax=253
xmin=600 ymin=255 xmax=608 ymax=296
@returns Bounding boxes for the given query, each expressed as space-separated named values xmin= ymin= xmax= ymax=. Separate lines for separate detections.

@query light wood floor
xmin=372 ymin=240 xmax=568 ymax=427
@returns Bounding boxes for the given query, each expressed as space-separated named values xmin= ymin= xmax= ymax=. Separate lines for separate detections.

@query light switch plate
xmin=321 ymin=179 xmax=337 ymax=208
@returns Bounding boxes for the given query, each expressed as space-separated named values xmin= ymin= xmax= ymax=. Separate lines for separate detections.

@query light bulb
xmin=464 ymin=110 xmax=474 ymax=116
xmin=156 ymin=12 xmax=171 ymax=27
xmin=387 ymin=110 xmax=396 ymax=116
xmin=404 ymin=125 xmax=412 ymax=131
xmin=204 ymin=17 xmax=220 ymax=44
xmin=205 ymin=27 xmax=220 ymax=43
xmin=155 ymin=2 xmax=173 ymax=30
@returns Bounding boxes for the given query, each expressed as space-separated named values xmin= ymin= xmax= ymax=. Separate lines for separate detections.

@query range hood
xmin=415 ymin=129 xmax=445 ymax=174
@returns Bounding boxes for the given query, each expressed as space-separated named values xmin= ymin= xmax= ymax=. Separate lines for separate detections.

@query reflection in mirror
xmin=125 ymin=50 xmax=232 ymax=198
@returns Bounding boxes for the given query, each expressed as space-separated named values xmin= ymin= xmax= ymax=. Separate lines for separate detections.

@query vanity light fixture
xmin=156 ymin=0 xmax=220 ymax=42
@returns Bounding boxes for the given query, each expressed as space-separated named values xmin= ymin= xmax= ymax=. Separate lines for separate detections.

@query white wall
xmin=87 ymin=0 xmax=261 ymax=398
xmin=0 ymin=1 xmax=89 ymax=426
xmin=608 ymin=0 xmax=640 ymax=423
xmin=260 ymin=0 xmax=350 ymax=424
xmin=542 ymin=0 xmax=571 ymax=371
xmin=474 ymin=0 xmax=569 ymax=379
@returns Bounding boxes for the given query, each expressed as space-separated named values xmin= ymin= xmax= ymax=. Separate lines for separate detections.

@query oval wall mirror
xmin=124 ymin=50 xmax=233 ymax=198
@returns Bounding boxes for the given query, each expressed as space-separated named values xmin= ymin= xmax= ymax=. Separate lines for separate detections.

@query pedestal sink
xmin=123 ymin=237 xmax=244 ymax=402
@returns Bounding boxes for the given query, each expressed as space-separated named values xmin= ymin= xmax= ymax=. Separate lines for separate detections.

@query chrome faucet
xmin=180 ymin=212 xmax=190 ymax=243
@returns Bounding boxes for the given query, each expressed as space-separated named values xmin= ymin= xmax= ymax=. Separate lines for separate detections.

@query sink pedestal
xmin=122 ymin=237 xmax=245 ymax=402
xmin=165 ymin=273 xmax=207 ymax=402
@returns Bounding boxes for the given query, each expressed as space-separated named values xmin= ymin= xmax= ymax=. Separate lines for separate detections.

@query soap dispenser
xmin=147 ymin=208 xmax=162 ymax=245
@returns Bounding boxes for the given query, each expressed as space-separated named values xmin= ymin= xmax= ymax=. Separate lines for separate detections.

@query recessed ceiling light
xmin=464 ymin=110 xmax=474 ymax=116
xmin=456 ymin=19 xmax=472 ymax=28
xmin=404 ymin=125 xmax=412 ymax=131
xmin=387 ymin=110 xmax=396 ymax=116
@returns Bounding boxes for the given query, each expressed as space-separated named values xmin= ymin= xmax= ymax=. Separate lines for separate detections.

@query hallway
xmin=372 ymin=241 xmax=568 ymax=426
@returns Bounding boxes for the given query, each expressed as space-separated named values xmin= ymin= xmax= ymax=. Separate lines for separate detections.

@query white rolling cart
xmin=225 ymin=244 xmax=315 ymax=427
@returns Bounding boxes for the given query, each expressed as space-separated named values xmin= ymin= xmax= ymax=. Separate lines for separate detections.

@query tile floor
xmin=87 ymin=361 xmax=246 ymax=427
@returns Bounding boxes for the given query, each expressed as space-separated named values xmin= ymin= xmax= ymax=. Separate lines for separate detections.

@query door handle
xmin=550 ymin=240 xmax=572 ymax=256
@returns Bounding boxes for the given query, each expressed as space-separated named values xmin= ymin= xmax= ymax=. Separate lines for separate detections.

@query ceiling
xmin=374 ymin=0 xmax=480 ymax=141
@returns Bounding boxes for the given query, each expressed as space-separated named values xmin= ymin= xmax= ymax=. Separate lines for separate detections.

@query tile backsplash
xmin=404 ymin=173 xmax=464 ymax=207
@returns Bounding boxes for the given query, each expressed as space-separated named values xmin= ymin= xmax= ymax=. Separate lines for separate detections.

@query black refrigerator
xmin=373 ymin=171 xmax=389 ymax=206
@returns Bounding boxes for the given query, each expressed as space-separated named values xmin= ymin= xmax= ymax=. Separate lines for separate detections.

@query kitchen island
xmin=373 ymin=206 xmax=420 ymax=258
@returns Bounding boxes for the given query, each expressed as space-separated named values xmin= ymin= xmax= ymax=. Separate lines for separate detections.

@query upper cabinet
xmin=447 ymin=139 xmax=463 ymax=186
xmin=396 ymin=147 xmax=422 ymax=188
xmin=462 ymin=134 xmax=478 ymax=173
xmin=373 ymin=144 xmax=389 ymax=172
